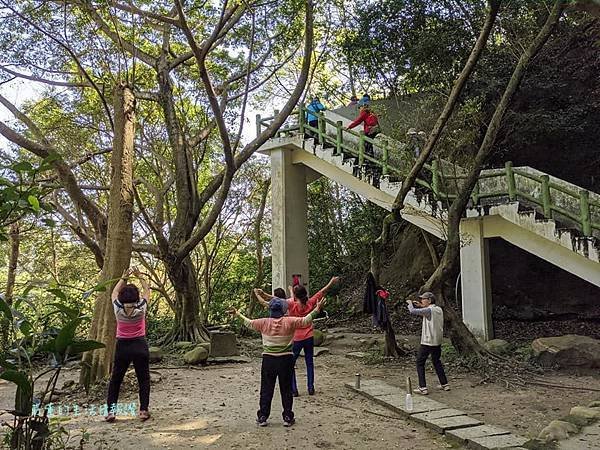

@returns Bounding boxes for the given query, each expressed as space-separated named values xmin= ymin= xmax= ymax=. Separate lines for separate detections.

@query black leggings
xmin=107 ymin=337 xmax=150 ymax=412
xmin=258 ymin=354 xmax=294 ymax=420
xmin=416 ymin=344 xmax=448 ymax=388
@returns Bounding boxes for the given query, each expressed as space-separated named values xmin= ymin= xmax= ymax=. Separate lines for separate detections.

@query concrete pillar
xmin=459 ymin=218 xmax=493 ymax=340
xmin=270 ymin=147 xmax=309 ymax=292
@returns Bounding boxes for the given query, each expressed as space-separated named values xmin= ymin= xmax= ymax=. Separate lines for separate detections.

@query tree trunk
xmin=162 ymin=255 xmax=210 ymax=344
xmin=391 ymin=0 xmax=502 ymax=213
xmin=1 ymin=222 xmax=19 ymax=349
xmin=80 ymin=84 xmax=135 ymax=388
xmin=422 ymin=0 xmax=566 ymax=355
xmin=5 ymin=222 xmax=20 ymax=305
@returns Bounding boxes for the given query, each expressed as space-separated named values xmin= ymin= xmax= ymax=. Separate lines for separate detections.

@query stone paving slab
xmin=412 ymin=408 xmax=468 ymax=422
xmin=344 ymin=382 xmax=447 ymax=415
xmin=446 ymin=424 xmax=511 ymax=444
xmin=424 ymin=415 xmax=483 ymax=434
xmin=467 ymin=433 xmax=528 ymax=450
xmin=345 ymin=378 xmax=528 ymax=449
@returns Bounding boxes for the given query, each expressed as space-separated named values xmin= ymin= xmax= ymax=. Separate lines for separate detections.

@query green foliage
xmin=0 ymin=158 xmax=53 ymax=238
xmin=0 ymin=288 xmax=104 ymax=449
xmin=307 ymin=178 xmax=385 ymax=300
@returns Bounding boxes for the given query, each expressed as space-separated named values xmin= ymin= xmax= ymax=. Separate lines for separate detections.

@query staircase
xmin=258 ymin=105 xmax=600 ymax=338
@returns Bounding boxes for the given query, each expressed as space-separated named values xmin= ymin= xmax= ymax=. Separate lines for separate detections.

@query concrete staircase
xmin=259 ymin=107 xmax=600 ymax=338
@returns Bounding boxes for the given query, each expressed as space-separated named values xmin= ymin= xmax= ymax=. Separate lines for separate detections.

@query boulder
xmin=538 ymin=420 xmax=578 ymax=443
xmin=484 ymin=339 xmax=510 ymax=355
xmin=570 ymin=406 xmax=600 ymax=420
xmin=531 ymin=335 xmax=600 ymax=369
xmin=314 ymin=347 xmax=330 ymax=357
xmin=209 ymin=331 xmax=239 ymax=357
xmin=149 ymin=346 xmax=164 ymax=363
xmin=183 ymin=346 xmax=209 ymax=365
xmin=313 ymin=329 xmax=325 ymax=347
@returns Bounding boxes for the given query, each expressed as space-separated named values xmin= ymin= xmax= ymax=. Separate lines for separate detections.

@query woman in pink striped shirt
xmin=105 ymin=267 xmax=151 ymax=423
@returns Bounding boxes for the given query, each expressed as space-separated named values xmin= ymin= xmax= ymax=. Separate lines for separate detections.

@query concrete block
xmin=446 ymin=425 xmax=511 ymax=444
xmin=467 ymin=433 xmax=528 ymax=450
xmin=209 ymin=331 xmax=239 ymax=357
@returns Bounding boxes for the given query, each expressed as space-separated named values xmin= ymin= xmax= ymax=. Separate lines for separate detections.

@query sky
xmin=0 ymin=79 xmax=44 ymax=151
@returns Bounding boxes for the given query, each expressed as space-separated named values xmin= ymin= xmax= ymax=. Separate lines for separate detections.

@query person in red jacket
xmin=346 ymin=99 xmax=381 ymax=185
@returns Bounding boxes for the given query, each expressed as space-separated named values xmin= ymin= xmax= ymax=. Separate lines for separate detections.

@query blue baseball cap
xmin=269 ymin=298 xmax=288 ymax=318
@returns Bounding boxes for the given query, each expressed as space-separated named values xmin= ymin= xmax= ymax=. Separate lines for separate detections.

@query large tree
xmin=0 ymin=0 xmax=315 ymax=384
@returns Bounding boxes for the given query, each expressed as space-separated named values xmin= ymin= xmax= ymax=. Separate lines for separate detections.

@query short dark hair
xmin=118 ymin=284 xmax=140 ymax=304
xmin=293 ymin=285 xmax=308 ymax=305
xmin=273 ymin=288 xmax=287 ymax=299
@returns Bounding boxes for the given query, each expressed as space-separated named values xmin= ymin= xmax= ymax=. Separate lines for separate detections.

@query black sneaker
xmin=308 ymin=387 xmax=315 ymax=396
xmin=256 ymin=416 xmax=268 ymax=427
xmin=283 ymin=417 xmax=295 ymax=427
xmin=292 ymin=390 xmax=299 ymax=397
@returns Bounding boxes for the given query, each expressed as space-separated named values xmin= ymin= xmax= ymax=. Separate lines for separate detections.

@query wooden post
xmin=318 ymin=113 xmax=326 ymax=145
xmin=358 ymin=131 xmax=365 ymax=166
xmin=472 ymin=181 xmax=480 ymax=205
xmin=541 ymin=174 xmax=551 ymax=217
xmin=382 ymin=143 xmax=389 ymax=176
xmin=256 ymin=114 xmax=262 ymax=137
xmin=335 ymin=121 xmax=343 ymax=155
xmin=505 ymin=161 xmax=516 ymax=201
xmin=431 ymin=159 xmax=439 ymax=198
xmin=273 ymin=109 xmax=280 ymax=137
xmin=298 ymin=103 xmax=305 ymax=135
xmin=580 ymin=190 xmax=592 ymax=237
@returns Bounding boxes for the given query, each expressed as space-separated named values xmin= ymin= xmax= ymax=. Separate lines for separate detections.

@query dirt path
xmin=0 ymin=355 xmax=447 ymax=449
xmin=2 ymin=331 xmax=599 ymax=448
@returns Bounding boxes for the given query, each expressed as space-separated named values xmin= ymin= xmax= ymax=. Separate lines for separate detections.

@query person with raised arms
xmin=230 ymin=296 xmax=326 ymax=427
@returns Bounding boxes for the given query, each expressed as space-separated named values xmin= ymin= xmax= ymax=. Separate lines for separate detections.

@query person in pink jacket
xmin=230 ymin=297 xmax=325 ymax=427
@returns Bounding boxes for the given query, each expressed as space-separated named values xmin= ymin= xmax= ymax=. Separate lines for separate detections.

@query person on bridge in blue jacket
xmin=305 ymin=96 xmax=327 ymax=138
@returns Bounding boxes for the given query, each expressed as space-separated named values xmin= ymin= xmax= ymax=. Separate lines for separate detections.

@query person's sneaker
xmin=438 ymin=384 xmax=451 ymax=391
xmin=308 ymin=387 xmax=315 ymax=396
xmin=413 ymin=387 xmax=428 ymax=395
xmin=139 ymin=410 xmax=151 ymax=421
xmin=105 ymin=412 xmax=116 ymax=423
xmin=283 ymin=417 xmax=295 ymax=427
xmin=292 ymin=390 xmax=299 ymax=397
xmin=256 ymin=416 xmax=268 ymax=427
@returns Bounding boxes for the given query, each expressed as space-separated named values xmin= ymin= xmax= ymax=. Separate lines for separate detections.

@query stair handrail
xmin=257 ymin=105 xmax=599 ymax=237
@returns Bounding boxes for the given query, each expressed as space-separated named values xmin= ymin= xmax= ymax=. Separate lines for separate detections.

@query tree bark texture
xmin=80 ymin=83 xmax=135 ymax=388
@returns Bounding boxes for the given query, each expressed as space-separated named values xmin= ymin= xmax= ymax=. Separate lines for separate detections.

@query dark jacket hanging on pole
xmin=363 ymin=273 xmax=389 ymax=328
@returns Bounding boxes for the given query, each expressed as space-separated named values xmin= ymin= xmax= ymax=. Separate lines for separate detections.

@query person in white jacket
xmin=406 ymin=292 xmax=449 ymax=395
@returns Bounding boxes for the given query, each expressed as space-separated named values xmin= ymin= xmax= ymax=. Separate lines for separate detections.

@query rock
xmin=149 ymin=346 xmax=164 ymax=363
xmin=209 ymin=331 xmax=239 ymax=357
xmin=570 ymin=406 xmax=600 ymax=420
xmin=484 ymin=339 xmax=510 ymax=355
xmin=538 ymin=420 xmax=578 ymax=443
xmin=531 ymin=335 xmax=600 ymax=369
xmin=313 ymin=330 xmax=325 ymax=347
xmin=314 ymin=347 xmax=330 ymax=357
xmin=588 ymin=401 xmax=600 ymax=408
xmin=183 ymin=346 xmax=209 ymax=365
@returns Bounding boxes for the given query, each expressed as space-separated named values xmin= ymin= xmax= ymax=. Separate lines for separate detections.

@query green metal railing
xmin=257 ymin=105 xmax=600 ymax=237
